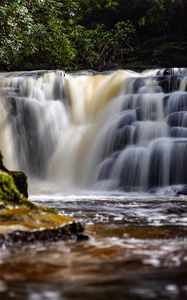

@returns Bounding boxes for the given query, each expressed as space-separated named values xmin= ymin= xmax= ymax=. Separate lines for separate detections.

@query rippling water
xmin=0 ymin=193 xmax=187 ymax=300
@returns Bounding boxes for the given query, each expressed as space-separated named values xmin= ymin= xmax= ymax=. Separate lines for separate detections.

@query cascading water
xmin=0 ymin=68 xmax=187 ymax=194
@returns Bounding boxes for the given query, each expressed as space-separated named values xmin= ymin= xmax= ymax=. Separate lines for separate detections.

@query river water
xmin=0 ymin=69 xmax=187 ymax=299
xmin=0 ymin=193 xmax=187 ymax=300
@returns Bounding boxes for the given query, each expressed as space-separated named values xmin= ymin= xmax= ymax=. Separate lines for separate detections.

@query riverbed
xmin=0 ymin=193 xmax=187 ymax=300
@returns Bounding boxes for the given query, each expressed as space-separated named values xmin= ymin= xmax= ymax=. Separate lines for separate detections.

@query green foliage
xmin=0 ymin=0 xmax=78 ymax=69
xmin=138 ymin=0 xmax=164 ymax=26
xmin=0 ymin=0 xmax=186 ymax=70
xmin=71 ymin=21 xmax=135 ymax=68
xmin=0 ymin=0 xmax=33 ymax=67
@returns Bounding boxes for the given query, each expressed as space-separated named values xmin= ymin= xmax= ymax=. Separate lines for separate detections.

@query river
xmin=0 ymin=192 xmax=186 ymax=300
xmin=0 ymin=68 xmax=187 ymax=299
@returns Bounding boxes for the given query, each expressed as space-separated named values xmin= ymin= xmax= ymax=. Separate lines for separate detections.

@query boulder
xmin=11 ymin=171 xmax=28 ymax=198
xmin=0 ymin=221 xmax=88 ymax=247
xmin=0 ymin=151 xmax=28 ymax=198
xmin=176 ymin=186 xmax=187 ymax=196
xmin=0 ymin=151 xmax=88 ymax=245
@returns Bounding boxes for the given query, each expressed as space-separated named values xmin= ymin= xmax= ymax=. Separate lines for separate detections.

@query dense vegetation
xmin=0 ymin=0 xmax=186 ymax=71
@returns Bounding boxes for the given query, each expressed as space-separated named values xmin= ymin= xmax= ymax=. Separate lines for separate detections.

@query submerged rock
xmin=0 ymin=222 xmax=88 ymax=247
xmin=0 ymin=151 xmax=88 ymax=245
xmin=176 ymin=185 xmax=187 ymax=196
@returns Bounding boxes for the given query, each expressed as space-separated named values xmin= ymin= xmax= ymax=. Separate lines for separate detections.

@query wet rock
xmin=112 ymin=126 xmax=133 ymax=152
xmin=117 ymin=111 xmax=136 ymax=128
xmin=0 ymin=222 xmax=88 ymax=247
xmin=170 ymin=127 xmax=187 ymax=138
xmin=148 ymin=139 xmax=187 ymax=188
xmin=0 ymin=206 xmax=72 ymax=229
xmin=0 ymin=151 xmax=88 ymax=245
xmin=0 ymin=151 xmax=28 ymax=198
xmin=97 ymin=158 xmax=114 ymax=180
xmin=118 ymin=147 xmax=146 ymax=191
xmin=11 ymin=171 xmax=28 ymax=198
xmin=167 ymin=111 xmax=187 ymax=127
xmin=0 ymin=171 xmax=29 ymax=208
xmin=157 ymin=75 xmax=181 ymax=93
xmin=132 ymin=78 xmax=145 ymax=93
xmin=0 ymin=151 xmax=8 ymax=172
xmin=165 ymin=93 xmax=187 ymax=115
xmin=176 ymin=186 xmax=187 ymax=196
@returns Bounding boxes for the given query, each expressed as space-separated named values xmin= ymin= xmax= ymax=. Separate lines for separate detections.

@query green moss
xmin=11 ymin=171 xmax=28 ymax=198
xmin=0 ymin=151 xmax=74 ymax=233
xmin=0 ymin=171 xmax=24 ymax=206
xmin=0 ymin=150 xmax=28 ymax=198
xmin=0 ymin=207 xmax=72 ymax=230
xmin=0 ymin=152 xmax=8 ymax=172
xmin=0 ymin=171 xmax=56 ymax=211
xmin=0 ymin=171 xmax=72 ymax=231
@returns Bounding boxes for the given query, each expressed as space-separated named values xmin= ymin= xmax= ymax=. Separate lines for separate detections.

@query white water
xmin=0 ymin=68 xmax=187 ymax=194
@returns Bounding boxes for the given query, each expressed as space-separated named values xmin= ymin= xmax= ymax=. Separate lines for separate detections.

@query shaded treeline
xmin=0 ymin=0 xmax=187 ymax=71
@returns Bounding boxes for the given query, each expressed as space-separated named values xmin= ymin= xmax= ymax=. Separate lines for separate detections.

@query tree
xmin=0 ymin=0 xmax=186 ymax=70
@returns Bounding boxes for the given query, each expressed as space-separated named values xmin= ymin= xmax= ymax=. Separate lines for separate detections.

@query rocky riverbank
xmin=0 ymin=152 xmax=88 ymax=246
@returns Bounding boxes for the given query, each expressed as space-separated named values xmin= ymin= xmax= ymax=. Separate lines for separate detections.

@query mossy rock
xmin=0 ymin=206 xmax=72 ymax=231
xmin=0 ymin=152 xmax=5 ymax=171
xmin=0 ymin=151 xmax=88 ymax=244
xmin=0 ymin=151 xmax=28 ymax=198
xmin=0 ymin=170 xmax=89 ymax=244
xmin=11 ymin=171 xmax=28 ymax=198
xmin=0 ymin=152 xmax=71 ymax=228
xmin=0 ymin=171 xmax=25 ymax=206
xmin=0 ymin=170 xmax=72 ymax=230
xmin=0 ymin=222 xmax=88 ymax=247
xmin=0 ymin=170 xmax=34 ymax=208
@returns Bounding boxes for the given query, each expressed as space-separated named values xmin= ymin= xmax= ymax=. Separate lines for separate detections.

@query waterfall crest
xmin=0 ymin=68 xmax=187 ymax=193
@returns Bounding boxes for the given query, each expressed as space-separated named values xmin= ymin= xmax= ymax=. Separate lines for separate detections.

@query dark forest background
xmin=0 ymin=0 xmax=186 ymax=71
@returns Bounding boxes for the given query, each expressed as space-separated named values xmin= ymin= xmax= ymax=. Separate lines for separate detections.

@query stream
xmin=1 ymin=69 xmax=187 ymax=299
xmin=0 ymin=193 xmax=187 ymax=300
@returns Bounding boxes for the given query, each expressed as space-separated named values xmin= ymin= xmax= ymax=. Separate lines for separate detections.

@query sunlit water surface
xmin=0 ymin=192 xmax=187 ymax=300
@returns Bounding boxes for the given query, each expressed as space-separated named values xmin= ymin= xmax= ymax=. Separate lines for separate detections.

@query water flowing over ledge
xmin=0 ymin=68 xmax=187 ymax=195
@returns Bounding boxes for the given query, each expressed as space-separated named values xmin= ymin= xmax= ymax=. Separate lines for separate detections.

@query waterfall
xmin=0 ymin=68 xmax=187 ymax=193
